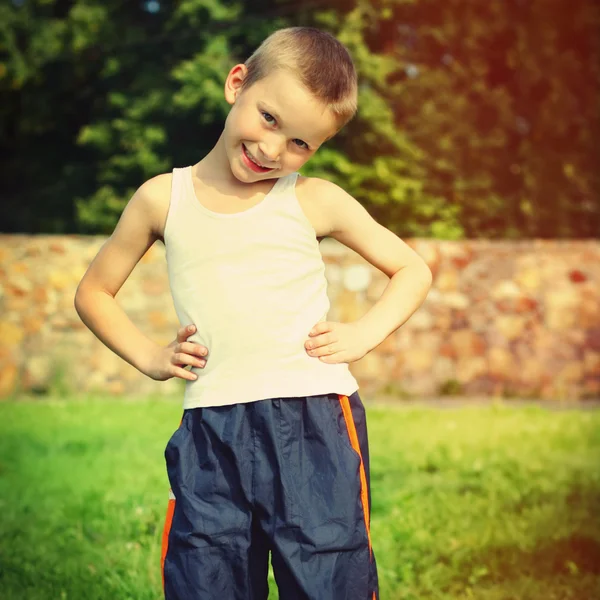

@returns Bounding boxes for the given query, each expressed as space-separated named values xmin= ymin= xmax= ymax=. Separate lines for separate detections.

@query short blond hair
xmin=239 ymin=27 xmax=358 ymax=133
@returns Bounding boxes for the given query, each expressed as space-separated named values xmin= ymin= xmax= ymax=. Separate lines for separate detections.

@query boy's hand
xmin=304 ymin=321 xmax=372 ymax=365
xmin=145 ymin=325 xmax=209 ymax=381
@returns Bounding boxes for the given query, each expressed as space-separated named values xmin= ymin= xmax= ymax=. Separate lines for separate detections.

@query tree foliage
xmin=1 ymin=0 xmax=598 ymax=238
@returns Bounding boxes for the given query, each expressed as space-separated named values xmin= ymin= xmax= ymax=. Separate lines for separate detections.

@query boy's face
xmin=223 ymin=64 xmax=339 ymax=183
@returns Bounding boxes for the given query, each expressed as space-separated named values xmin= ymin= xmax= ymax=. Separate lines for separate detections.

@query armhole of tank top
xmin=165 ymin=167 xmax=183 ymax=241
xmin=272 ymin=171 xmax=298 ymax=196
xmin=283 ymin=171 xmax=301 ymax=207
xmin=288 ymin=172 xmax=319 ymax=236
xmin=288 ymin=171 xmax=300 ymax=191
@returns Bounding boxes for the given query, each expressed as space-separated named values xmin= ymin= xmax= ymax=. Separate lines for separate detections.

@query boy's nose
xmin=258 ymin=144 xmax=281 ymax=165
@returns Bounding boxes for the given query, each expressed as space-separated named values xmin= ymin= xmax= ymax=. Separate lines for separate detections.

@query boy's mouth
xmin=242 ymin=144 xmax=275 ymax=173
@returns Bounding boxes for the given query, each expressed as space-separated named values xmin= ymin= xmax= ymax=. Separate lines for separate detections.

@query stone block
xmin=455 ymin=357 xmax=487 ymax=383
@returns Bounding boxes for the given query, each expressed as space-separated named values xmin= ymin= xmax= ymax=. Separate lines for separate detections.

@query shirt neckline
xmin=185 ymin=165 xmax=286 ymax=219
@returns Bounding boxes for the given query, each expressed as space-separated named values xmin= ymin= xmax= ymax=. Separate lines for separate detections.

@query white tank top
xmin=164 ymin=165 xmax=359 ymax=409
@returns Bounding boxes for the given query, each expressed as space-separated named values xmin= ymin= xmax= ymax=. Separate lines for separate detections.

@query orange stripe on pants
xmin=338 ymin=394 xmax=373 ymax=561
xmin=161 ymin=496 xmax=176 ymax=590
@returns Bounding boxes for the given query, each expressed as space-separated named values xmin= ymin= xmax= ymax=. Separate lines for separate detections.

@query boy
xmin=74 ymin=27 xmax=432 ymax=599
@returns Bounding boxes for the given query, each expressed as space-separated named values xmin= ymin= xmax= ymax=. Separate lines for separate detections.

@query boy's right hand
xmin=145 ymin=325 xmax=208 ymax=381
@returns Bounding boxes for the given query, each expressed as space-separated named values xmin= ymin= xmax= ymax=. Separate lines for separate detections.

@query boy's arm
xmin=74 ymin=174 xmax=171 ymax=375
xmin=314 ymin=177 xmax=432 ymax=349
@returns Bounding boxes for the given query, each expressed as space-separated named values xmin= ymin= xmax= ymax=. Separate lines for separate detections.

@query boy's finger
xmin=180 ymin=341 xmax=208 ymax=357
xmin=173 ymin=366 xmax=198 ymax=381
xmin=179 ymin=325 xmax=196 ymax=339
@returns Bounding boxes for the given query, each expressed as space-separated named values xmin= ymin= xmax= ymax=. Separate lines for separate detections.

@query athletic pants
xmin=161 ymin=391 xmax=379 ymax=599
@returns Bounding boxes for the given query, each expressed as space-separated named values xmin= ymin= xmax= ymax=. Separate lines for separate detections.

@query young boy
xmin=75 ymin=27 xmax=432 ymax=600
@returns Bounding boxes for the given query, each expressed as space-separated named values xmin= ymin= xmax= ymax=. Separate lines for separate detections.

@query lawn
xmin=0 ymin=394 xmax=598 ymax=599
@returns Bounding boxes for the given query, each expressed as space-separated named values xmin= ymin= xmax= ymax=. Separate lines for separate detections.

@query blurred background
xmin=1 ymin=0 xmax=599 ymax=238
xmin=0 ymin=1 xmax=599 ymax=599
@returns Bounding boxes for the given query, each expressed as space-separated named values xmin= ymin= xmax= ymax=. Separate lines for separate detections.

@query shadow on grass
xmin=479 ymin=533 xmax=600 ymax=582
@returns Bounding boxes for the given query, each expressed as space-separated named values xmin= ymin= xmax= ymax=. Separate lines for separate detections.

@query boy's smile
xmin=241 ymin=143 xmax=276 ymax=172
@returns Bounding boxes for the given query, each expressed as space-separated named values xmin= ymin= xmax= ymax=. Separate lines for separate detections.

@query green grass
xmin=0 ymin=394 xmax=599 ymax=599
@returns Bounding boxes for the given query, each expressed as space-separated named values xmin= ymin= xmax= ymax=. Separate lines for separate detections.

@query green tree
xmin=1 ymin=0 xmax=598 ymax=238
xmin=359 ymin=0 xmax=600 ymax=238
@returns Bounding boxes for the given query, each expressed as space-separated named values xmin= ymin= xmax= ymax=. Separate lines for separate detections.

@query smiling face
xmin=217 ymin=64 xmax=339 ymax=184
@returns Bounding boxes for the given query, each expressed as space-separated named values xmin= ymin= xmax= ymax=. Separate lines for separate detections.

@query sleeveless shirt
xmin=164 ymin=165 xmax=360 ymax=409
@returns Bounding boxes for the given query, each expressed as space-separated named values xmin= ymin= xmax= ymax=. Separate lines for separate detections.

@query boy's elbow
xmin=73 ymin=286 xmax=88 ymax=314
xmin=412 ymin=261 xmax=433 ymax=290
xmin=421 ymin=263 xmax=433 ymax=286
xmin=73 ymin=284 xmax=100 ymax=313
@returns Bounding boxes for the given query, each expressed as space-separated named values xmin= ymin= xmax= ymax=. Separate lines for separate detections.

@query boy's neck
xmin=193 ymin=132 xmax=235 ymax=184
xmin=192 ymin=132 xmax=278 ymax=193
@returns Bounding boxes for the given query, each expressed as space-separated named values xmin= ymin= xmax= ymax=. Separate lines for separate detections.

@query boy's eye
xmin=260 ymin=111 xmax=309 ymax=150
xmin=261 ymin=111 xmax=276 ymax=125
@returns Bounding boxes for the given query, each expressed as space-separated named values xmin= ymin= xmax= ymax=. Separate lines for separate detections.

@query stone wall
xmin=0 ymin=235 xmax=598 ymax=401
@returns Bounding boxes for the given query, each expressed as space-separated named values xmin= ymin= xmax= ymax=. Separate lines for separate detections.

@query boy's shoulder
xmin=296 ymin=175 xmax=379 ymax=243
xmin=295 ymin=175 xmax=342 ymax=238
xmin=139 ymin=171 xmax=173 ymax=199
xmin=295 ymin=174 xmax=343 ymax=210
xmin=135 ymin=172 xmax=174 ymax=240
xmin=295 ymin=174 xmax=350 ymax=219
xmin=296 ymin=174 xmax=346 ymax=199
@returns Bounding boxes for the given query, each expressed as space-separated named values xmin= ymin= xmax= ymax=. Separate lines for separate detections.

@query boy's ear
xmin=224 ymin=64 xmax=248 ymax=105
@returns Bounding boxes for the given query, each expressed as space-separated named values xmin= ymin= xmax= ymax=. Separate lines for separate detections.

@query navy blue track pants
xmin=161 ymin=391 xmax=379 ymax=599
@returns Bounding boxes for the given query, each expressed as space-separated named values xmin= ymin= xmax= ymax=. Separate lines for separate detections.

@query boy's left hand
xmin=304 ymin=321 xmax=373 ymax=364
